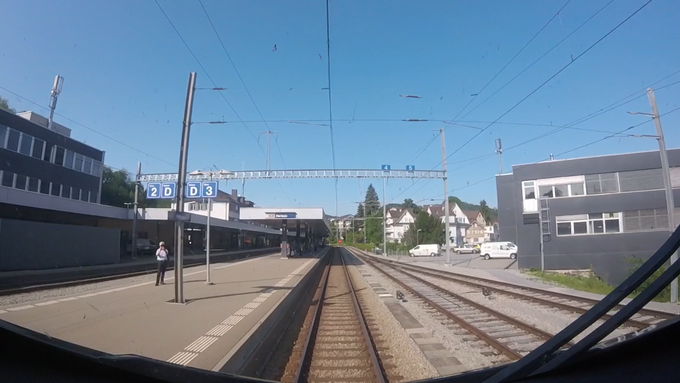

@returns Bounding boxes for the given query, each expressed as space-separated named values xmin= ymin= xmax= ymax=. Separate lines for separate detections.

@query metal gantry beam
xmin=137 ymin=169 xmax=445 ymax=182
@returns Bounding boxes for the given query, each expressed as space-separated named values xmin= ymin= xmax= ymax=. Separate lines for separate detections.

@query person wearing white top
xmin=155 ymin=241 xmax=169 ymax=286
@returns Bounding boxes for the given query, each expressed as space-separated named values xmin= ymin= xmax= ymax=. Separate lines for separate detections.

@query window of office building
xmin=71 ymin=187 xmax=80 ymax=200
xmin=89 ymin=191 xmax=97 ymax=203
xmin=0 ymin=125 xmax=6 ymax=148
xmin=80 ymin=190 xmax=89 ymax=202
xmin=61 ymin=184 xmax=70 ymax=198
xmin=19 ymin=134 xmax=32 ymax=155
xmin=54 ymin=147 xmax=65 ymax=166
xmin=83 ymin=158 xmax=92 ymax=174
xmin=14 ymin=174 xmax=27 ymax=190
xmin=51 ymin=183 xmax=61 ymax=197
xmin=585 ymin=173 xmax=619 ymax=195
xmin=27 ymin=177 xmax=39 ymax=192
xmin=43 ymin=143 xmax=52 ymax=162
xmin=6 ymin=129 xmax=19 ymax=152
xmin=40 ymin=179 xmax=49 ymax=194
xmin=623 ymin=209 xmax=668 ymax=232
xmin=618 ymin=169 xmax=665 ymax=192
xmin=92 ymin=162 xmax=101 ymax=177
xmin=556 ymin=212 xmax=621 ymax=236
xmin=74 ymin=154 xmax=83 ymax=172
xmin=64 ymin=150 xmax=74 ymax=169
xmin=32 ymin=138 xmax=45 ymax=159
xmin=2 ymin=171 xmax=14 ymax=187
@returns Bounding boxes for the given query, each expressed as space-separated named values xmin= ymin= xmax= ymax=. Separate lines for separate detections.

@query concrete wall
xmin=498 ymin=148 xmax=680 ymax=285
xmin=0 ymin=218 xmax=120 ymax=271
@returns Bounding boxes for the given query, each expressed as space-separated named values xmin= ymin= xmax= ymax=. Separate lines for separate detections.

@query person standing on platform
xmin=155 ymin=241 xmax=169 ymax=286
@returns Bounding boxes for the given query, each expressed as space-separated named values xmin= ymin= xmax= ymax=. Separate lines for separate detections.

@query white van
xmin=480 ymin=242 xmax=518 ymax=260
xmin=409 ymin=244 xmax=441 ymax=257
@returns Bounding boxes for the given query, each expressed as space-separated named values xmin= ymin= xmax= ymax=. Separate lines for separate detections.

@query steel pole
xmin=174 ymin=72 xmax=197 ymax=304
xmin=206 ymin=198 xmax=212 ymax=284
xmin=383 ymin=176 xmax=387 ymax=257
xmin=441 ymin=129 xmax=451 ymax=266
xmin=132 ymin=162 xmax=140 ymax=258
xmin=648 ymin=88 xmax=677 ymax=303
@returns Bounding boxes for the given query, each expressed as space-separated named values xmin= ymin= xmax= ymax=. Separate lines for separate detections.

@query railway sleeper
xmin=310 ymin=360 xmax=375 ymax=368
xmin=308 ymin=368 xmax=376 ymax=379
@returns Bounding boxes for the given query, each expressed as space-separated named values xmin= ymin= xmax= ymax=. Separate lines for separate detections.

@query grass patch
xmin=526 ymin=269 xmax=614 ymax=296
xmin=527 ymin=259 xmax=677 ymax=303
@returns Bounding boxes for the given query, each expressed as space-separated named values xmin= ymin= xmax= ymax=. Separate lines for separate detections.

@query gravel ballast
xmin=361 ymin=261 xmax=505 ymax=371
xmin=347 ymin=261 xmax=441 ymax=382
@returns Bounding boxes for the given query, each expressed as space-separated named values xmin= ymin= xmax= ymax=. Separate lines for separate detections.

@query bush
xmin=625 ymin=256 xmax=673 ymax=302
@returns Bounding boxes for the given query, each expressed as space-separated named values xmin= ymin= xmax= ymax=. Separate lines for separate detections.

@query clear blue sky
xmin=1 ymin=0 xmax=679 ymax=215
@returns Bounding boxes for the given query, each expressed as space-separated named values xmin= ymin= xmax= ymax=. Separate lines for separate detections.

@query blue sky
xmin=1 ymin=0 xmax=679 ymax=215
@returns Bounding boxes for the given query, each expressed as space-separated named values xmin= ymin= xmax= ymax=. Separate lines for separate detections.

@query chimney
xmin=231 ymin=189 xmax=238 ymax=198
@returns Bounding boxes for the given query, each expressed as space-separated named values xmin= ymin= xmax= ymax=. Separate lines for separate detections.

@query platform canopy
xmin=239 ymin=207 xmax=331 ymax=237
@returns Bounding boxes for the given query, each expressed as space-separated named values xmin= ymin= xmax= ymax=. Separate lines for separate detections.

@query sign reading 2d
xmin=185 ymin=181 xmax=219 ymax=198
xmin=147 ymin=182 xmax=177 ymax=199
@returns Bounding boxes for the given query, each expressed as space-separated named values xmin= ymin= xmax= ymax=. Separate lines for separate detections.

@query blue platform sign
xmin=147 ymin=183 xmax=161 ymax=199
xmin=406 ymin=165 xmax=415 ymax=171
xmin=202 ymin=181 xmax=218 ymax=198
xmin=381 ymin=164 xmax=391 ymax=171
xmin=186 ymin=181 xmax=201 ymax=198
xmin=161 ymin=182 xmax=176 ymax=199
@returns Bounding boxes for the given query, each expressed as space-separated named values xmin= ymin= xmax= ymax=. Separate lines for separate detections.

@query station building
xmin=496 ymin=148 xmax=680 ymax=285
xmin=0 ymin=109 xmax=288 ymax=272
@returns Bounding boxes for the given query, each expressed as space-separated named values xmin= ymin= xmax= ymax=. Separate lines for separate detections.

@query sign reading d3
xmin=202 ymin=181 xmax=218 ymax=198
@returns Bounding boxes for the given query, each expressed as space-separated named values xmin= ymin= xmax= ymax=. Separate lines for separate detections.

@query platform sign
xmin=406 ymin=165 xmax=415 ymax=171
xmin=147 ymin=183 xmax=161 ymax=199
xmin=186 ymin=181 xmax=201 ymax=198
xmin=202 ymin=181 xmax=218 ymax=198
xmin=161 ymin=182 xmax=176 ymax=199
xmin=381 ymin=164 xmax=391 ymax=171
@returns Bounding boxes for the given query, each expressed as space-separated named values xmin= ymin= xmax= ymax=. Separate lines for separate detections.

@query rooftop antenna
xmin=48 ymin=75 xmax=64 ymax=131
xmin=495 ymin=138 xmax=503 ymax=173
xmin=549 ymin=153 xmax=555 ymax=161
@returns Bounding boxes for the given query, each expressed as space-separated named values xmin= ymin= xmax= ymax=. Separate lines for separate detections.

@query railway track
xmin=353 ymin=249 xmax=676 ymax=329
xmin=283 ymin=248 xmax=391 ymax=383
xmin=350 ymin=250 xmax=564 ymax=363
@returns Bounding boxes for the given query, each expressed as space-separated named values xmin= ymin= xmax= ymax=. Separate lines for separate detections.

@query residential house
xmin=485 ymin=222 xmax=499 ymax=242
xmin=423 ymin=203 xmax=470 ymax=246
xmin=389 ymin=208 xmax=416 ymax=243
xmin=464 ymin=210 xmax=486 ymax=244
xmin=172 ymin=189 xmax=255 ymax=222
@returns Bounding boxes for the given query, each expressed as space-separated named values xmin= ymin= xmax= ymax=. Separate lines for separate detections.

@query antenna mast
xmin=495 ymin=138 xmax=503 ymax=174
xmin=48 ymin=75 xmax=64 ymax=131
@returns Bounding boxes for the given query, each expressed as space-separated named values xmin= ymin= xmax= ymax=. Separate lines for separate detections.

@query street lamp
xmin=417 ymin=228 xmax=422 ymax=245
xmin=628 ymin=87 xmax=677 ymax=304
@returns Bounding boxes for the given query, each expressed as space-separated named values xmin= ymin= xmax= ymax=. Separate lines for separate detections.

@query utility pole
xmin=495 ymin=139 xmax=503 ymax=174
xmin=383 ymin=177 xmax=387 ymax=257
xmin=174 ymin=72 xmax=197 ymax=304
xmin=206 ymin=197 xmax=212 ymax=285
xmin=48 ymin=75 xmax=64 ymax=131
xmin=132 ymin=162 xmax=141 ymax=259
xmin=441 ymin=128 xmax=451 ymax=266
xmin=647 ymin=88 xmax=677 ymax=303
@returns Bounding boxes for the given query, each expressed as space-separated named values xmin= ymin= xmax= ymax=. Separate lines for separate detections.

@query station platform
xmin=0 ymin=247 xmax=279 ymax=290
xmin=0 ymin=250 xmax=327 ymax=371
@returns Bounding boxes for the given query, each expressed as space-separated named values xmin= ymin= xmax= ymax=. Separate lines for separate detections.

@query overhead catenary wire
xmin=390 ymin=0 xmax=655 ymax=204
xmin=457 ymin=0 xmax=615 ymax=122
xmin=197 ymin=0 xmax=297 ymax=195
xmin=0 ymin=85 xmax=176 ymax=168
xmin=444 ymin=0 xmax=654 ymax=164
xmin=448 ymin=0 xmax=573 ymax=123
xmin=154 ymin=0 xmax=292 ymax=200
xmin=415 ymin=105 xmax=680 ymax=205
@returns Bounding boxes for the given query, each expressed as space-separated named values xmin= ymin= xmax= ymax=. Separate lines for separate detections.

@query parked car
xmin=479 ymin=242 xmax=518 ymax=260
xmin=453 ymin=244 xmax=479 ymax=254
xmin=409 ymin=244 xmax=441 ymax=257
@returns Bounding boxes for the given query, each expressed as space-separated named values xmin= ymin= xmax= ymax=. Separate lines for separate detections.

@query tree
xmin=356 ymin=203 xmax=365 ymax=218
xmin=101 ymin=166 xmax=165 ymax=208
xmin=479 ymin=199 xmax=492 ymax=224
xmin=363 ymin=184 xmax=380 ymax=216
xmin=0 ymin=96 xmax=16 ymax=114
xmin=402 ymin=198 xmax=420 ymax=212
xmin=412 ymin=210 xmax=444 ymax=246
